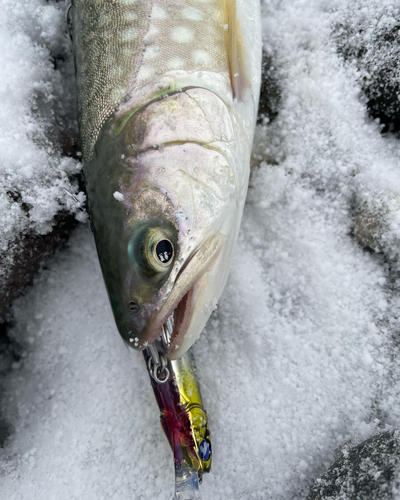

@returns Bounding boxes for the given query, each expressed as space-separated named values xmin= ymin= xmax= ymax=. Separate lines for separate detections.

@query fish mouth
xmin=149 ymin=233 xmax=225 ymax=359
xmin=161 ymin=282 xmax=198 ymax=354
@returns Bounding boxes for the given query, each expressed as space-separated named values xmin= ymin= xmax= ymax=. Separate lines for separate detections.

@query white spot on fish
xmin=152 ymin=5 xmax=168 ymax=19
xmin=143 ymin=46 xmax=160 ymax=61
xmin=191 ymin=49 xmax=210 ymax=66
xmin=171 ymin=26 xmax=194 ymax=43
xmin=122 ymin=28 xmax=138 ymax=41
xmin=124 ymin=11 xmax=137 ymax=21
xmin=109 ymin=66 xmax=124 ymax=79
xmin=143 ymin=25 xmax=159 ymax=45
xmin=181 ymin=6 xmax=204 ymax=21
xmin=137 ymin=65 xmax=155 ymax=80
xmin=168 ymin=57 xmax=185 ymax=69
xmin=113 ymin=191 xmax=125 ymax=202
xmin=223 ymin=24 xmax=229 ymax=31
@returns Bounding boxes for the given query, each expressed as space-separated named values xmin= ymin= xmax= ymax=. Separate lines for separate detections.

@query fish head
xmin=85 ymin=92 xmax=243 ymax=359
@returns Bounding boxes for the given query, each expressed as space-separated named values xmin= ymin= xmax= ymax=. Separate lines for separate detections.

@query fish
xmin=70 ymin=0 xmax=262 ymax=360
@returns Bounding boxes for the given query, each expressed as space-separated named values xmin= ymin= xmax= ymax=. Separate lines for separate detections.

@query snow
xmin=332 ymin=0 xmax=400 ymax=133
xmin=1 ymin=0 xmax=400 ymax=499
xmin=113 ymin=191 xmax=125 ymax=202
xmin=0 ymin=0 xmax=82 ymax=281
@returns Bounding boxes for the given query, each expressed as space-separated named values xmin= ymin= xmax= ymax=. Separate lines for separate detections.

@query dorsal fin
xmin=225 ymin=0 xmax=249 ymax=101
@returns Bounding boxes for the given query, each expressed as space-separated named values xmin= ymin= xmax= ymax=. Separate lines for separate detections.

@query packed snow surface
xmin=0 ymin=0 xmax=82 ymax=282
xmin=1 ymin=0 xmax=400 ymax=499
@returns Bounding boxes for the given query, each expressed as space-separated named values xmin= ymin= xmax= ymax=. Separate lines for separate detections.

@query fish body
xmin=71 ymin=0 xmax=262 ymax=358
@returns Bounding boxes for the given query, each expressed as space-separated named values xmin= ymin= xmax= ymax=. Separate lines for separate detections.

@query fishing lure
xmin=144 ymin=323 xmax=211 ymax=498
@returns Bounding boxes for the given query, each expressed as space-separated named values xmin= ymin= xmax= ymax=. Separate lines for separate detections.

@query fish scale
xmin=73 ymin=0 xmax=231 ymax=161
xmin=138 ymin=0 xmax=228 ymax=79
xmin=72 ymin=0 xmax=151 ymax=160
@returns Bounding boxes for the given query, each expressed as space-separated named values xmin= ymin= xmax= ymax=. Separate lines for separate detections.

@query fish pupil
xmin=156 ymin=240 xmax=173 ymax=264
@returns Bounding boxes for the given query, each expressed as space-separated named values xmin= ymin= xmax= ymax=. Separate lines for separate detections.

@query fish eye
xmin=142 ymin=230 xmax=175 ymax=274
xmin=128 ymin=224 xmax=177 ymax=279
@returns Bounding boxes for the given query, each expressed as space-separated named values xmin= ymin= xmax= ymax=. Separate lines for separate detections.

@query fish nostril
xmin=128 ymin=301 xmax=140 ymax=314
